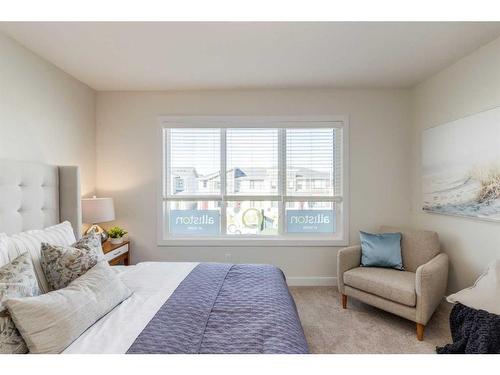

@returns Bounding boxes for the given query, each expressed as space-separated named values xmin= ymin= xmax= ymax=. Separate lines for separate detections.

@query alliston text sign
xmin=286 ymin=210 xmax=334 ymax=233
xmin=170 ymin=210 xmax=220 ymax=235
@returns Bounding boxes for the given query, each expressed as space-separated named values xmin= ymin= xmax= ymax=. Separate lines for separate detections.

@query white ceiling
xmin=2 ymin=22 xmax=500 ymax=91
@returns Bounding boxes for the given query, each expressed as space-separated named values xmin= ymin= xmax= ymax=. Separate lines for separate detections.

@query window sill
xmin=158 ymin=236 xmax=348 ymax=247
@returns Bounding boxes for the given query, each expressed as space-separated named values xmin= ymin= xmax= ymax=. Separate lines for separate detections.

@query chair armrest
xmin=337 ymin=245 xmax=361 ymax=294
xmin=415 ymin=252 xmax=449 ymax=325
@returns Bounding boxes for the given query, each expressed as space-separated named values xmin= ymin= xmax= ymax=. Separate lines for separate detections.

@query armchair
xmin=337 ymin=226 xmax=448 ymax=341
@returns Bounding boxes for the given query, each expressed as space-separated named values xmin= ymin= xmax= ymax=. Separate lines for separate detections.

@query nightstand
xmin=102 ymin=240 xmax=130 ymax=266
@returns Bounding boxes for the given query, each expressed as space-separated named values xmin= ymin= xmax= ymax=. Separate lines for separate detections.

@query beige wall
xmin=96 ymin=89 xmax=412 ymax=283
xmin=0 ymin=32 xmax=96 ymax=196
xmin=411 ymin=37 xmax=500 ymax=293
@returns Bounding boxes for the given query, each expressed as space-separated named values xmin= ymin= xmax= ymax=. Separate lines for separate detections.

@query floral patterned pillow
xmin=41 ymin=233 xmax=104 ymax=291
xmin=0 ymin=313 xmax=28 ymax=354
xmin=73 ymin=232 xmax=105 ymax=260
xmin=0 ymin=252 xmax=40 ymax=354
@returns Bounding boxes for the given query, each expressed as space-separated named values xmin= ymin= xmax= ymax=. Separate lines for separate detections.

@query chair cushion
xmin=343 ymin=267 xmax=416 ymax=307
xmin=380 ymin=226 xmax=440 ymax=272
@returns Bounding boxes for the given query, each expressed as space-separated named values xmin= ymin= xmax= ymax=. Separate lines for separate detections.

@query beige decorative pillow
xmin=6 ymin=262 xmax=132 ymax=354
xmin=41 ymin=232 xmax=104 ymax=291
xmin=447 ymin=259 xmax=500 ymax=315
xmin=0 ymin=252 xmax=41 ymax=354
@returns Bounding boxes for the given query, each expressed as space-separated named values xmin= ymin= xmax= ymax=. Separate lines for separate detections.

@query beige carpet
xmin=290 ymin=286 xmax=452 ymax=354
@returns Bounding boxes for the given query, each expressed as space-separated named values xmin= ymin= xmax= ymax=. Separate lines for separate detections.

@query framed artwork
xmin=422 ymin=106 xmax=500 ymax=222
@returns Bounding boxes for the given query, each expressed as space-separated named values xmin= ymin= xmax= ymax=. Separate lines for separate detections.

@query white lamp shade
xmin=82 ymin=197 xmax=115 ymax=224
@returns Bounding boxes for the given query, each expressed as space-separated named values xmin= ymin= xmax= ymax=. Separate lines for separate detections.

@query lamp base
xmin=85 ymin=224 xmax=109 ymax=244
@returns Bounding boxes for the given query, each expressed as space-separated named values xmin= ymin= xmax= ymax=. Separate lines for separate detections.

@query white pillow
xmin=0 ymin=234 xmax=9 ymax=267
xmin=6 ymin=262 xmax=132 ymax=354
xmin=4 ymin=221 xmax=76 ymax=293
xmin=447 ymin=259 xmax=500 ymax=315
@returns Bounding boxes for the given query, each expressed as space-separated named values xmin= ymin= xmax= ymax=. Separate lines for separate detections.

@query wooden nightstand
xmin=102 ymin=240 xmax=130 ymax=266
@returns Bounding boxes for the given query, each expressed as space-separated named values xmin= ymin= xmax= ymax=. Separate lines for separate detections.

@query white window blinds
xmin=226 ymin=128 xmax=279 ymax=195
xmin=168 ymin=128 xmax=221 ymax=195
xmin=286 ymin=128 xmax=341 ymax=196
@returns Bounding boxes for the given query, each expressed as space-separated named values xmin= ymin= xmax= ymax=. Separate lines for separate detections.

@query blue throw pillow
xmin=359 ymin=231 xmax=404 ymax=270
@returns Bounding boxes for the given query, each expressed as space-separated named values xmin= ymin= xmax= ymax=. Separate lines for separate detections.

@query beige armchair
xmin=337 ymin=226 xmax=448 ymax=341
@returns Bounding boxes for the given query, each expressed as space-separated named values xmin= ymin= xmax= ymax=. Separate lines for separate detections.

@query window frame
xmin=157 ymin=116 xmax=349 ymax=247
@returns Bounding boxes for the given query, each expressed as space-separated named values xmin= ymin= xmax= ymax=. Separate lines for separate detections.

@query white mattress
xmin=63 ymin=261 xmax=198 ymax=354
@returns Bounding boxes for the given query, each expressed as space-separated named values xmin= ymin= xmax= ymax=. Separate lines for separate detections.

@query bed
xmin=0 ymin=159 xmax=308 ymax=354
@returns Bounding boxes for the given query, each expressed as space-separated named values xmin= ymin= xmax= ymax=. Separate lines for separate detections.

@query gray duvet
xmin=127 ymin=263 xmax=309 ymax=354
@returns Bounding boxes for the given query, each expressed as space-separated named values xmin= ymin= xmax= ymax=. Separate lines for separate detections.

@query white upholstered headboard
xmin=0 ymin=159 xmax=82 ymax=239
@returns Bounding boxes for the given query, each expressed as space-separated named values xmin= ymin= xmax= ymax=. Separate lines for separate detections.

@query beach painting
xmin=422 ymin=106 xmax=500 ymax=222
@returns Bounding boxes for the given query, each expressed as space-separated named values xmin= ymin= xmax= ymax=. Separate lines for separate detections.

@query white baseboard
xmin=287 ymin=276 xmax=337 ymax=286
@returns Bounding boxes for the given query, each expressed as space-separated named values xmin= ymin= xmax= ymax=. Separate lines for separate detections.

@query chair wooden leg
xmin=416 ymin=323 xmax=425 ymax=341
xmin=341 ymin=294 xmax=347 ymax=309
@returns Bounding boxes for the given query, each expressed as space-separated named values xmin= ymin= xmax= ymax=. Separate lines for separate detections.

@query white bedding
xmin=63 ymin=261 xmax=198 ymax=354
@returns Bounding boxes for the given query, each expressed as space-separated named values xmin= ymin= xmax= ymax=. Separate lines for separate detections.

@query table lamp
xmin=81 ymin=196 xmax=115 ymax=243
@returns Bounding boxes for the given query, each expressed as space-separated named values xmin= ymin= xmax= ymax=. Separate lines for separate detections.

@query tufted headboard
xmin=0 ymin=159 xmax=82 ymax=239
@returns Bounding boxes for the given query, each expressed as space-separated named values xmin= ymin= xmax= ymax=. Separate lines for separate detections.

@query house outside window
xmin=174 ymin=177 xmax=184 ymax=193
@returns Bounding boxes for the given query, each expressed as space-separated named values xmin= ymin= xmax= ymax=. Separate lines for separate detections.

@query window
xmin=160 ymin=117 xmax=348 ymax=246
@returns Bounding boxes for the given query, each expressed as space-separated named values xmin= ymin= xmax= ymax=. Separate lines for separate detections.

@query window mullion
xmin=220 ymin=128 xmax=227 ymax=235
xmin=164 ymin=195 xmax=223 ymax=201
xmin=278 ymin=128 xmax=286 ymax=235
xmin=283 ymin=196 xmax=342 ymax=202
xmin=224 ymin=195 xmax=280 ymax=201
xmin=163 ymin=128 xmax=170 ymax=238
xmin=164 ymin=128 xmax=170 ymax=198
